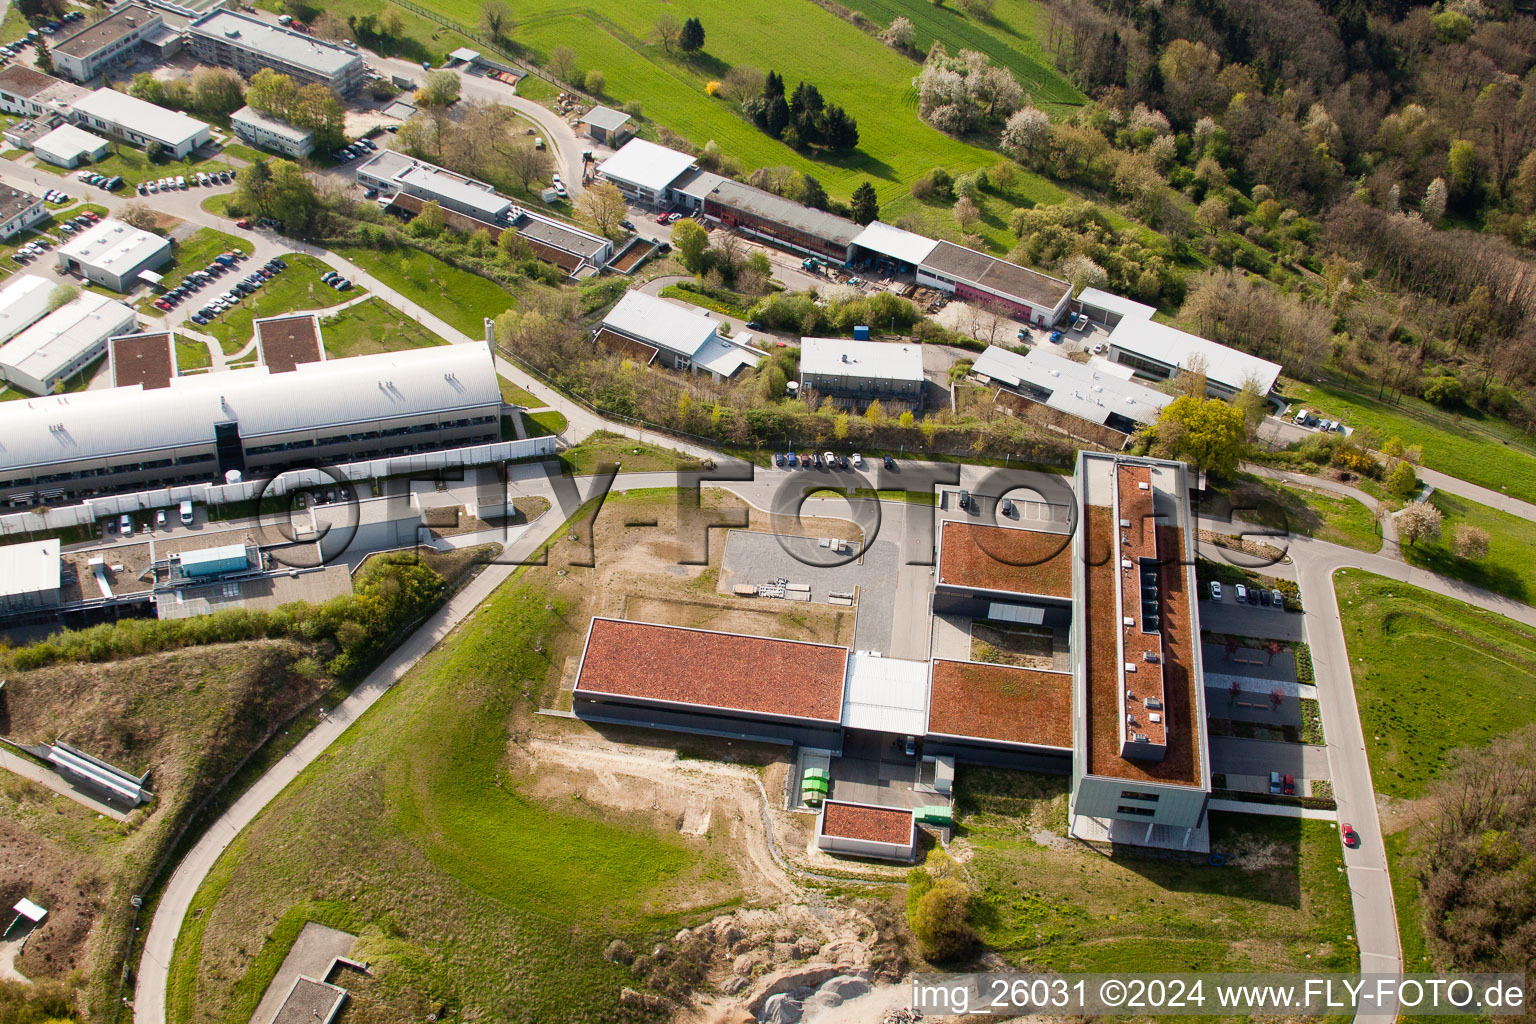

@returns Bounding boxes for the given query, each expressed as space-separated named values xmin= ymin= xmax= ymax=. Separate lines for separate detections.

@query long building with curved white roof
xmin=0 ymin=343 xmax=501 ymax=503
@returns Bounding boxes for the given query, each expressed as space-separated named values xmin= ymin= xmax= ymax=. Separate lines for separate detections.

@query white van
xmin=179 ymin=499 xmax=194 ymax=525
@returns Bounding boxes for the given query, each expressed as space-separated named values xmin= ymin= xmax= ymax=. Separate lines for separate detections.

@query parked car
xmin=1234 ymin=583 xmax=1248 ymax=602
xmin=1272 ymin=588 xmax=1285 ymax=608
xmin=1048 ymin=330 xmax=1064 ymax=343
xmin=822 ymin=451 xmax=836 ymax=467
xmin=1283 ymin=774 xmax=1296 ymax=796
xmin=774 ymin=452 xmax=785 ymax=467
xmin=236 ymin=218 xmax=250 ymax=228
xmin=1247 ymin=586 xmax=1260 ymax=604
xmin=786 ymin=452 xmax=797 ymax=467
xmin=850 ymin=453 xmax=863 ymax=468
xmin=1209 ymin=580 xmax=1222 ymax=600
xmin=1072 ymin=314 xmax=1089 ymax=331
xmin=1259 ymin=589 xmax=1271 ymax=606
xmin=1269 ymin=771 xmax=1283 ymax=795
xmin=655 ymin=211 xmax=670 ymax=224
xmin=883 ymin=454 xmax=896 ymax=470
xmin=1341 ymin=823 xmax=1359 ymax=847
xmin=119 ymin=514 xmax=133 ymax=536
xmin=1000 ymin=498 xmax=1015 ymax=517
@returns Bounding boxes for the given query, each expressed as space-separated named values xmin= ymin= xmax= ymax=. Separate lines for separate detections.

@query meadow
xmin=1335 ymin=570 xmax=1536 ymax=798
xmin=1400 ymin=490 xmax=1536 ymax=605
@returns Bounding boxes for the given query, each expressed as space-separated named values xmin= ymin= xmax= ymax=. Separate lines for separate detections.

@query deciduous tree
xmin=576 ymin=181 xmax=627 ymax=238
xmin=479 ymin=1 xmax=513 ymax=41
xmin=1396 ymin=501 xmax=1443 ymax=546
xmin=1450 ymin=522 xmax=1490 ymax=560
xmin=1150 ymin=395 xmax=1246 ymax=476
xmin=672 ymin=218 xmax=710 ymax=273
xmin=652 ymin=13 xmax=681 ymax=53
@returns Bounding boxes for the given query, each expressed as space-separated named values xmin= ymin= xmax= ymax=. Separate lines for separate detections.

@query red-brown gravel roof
xmin=927 ymin=659 xmax=1072 ymax=748
xmin=575 ymin=618 xmax=847 ymax=722
xmin=937 ymin=520 xmax=1072 ymax=598
xmin=821 ymin=801 xmax=914 ymax=845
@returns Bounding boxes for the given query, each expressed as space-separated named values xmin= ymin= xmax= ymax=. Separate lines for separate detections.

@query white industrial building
xmin=597 ymin=290 xmax=762 ymax=381
xmin=1075 ymin=287 xmax=1283 ymax=400
xmin=188 ymin=10 xmax=366 ymax=95
xmin=0 ymin=344 xmax=502 ymax=503
xmin=971 ymin=345 xmax=1172 ymax=433
xmin=0 ymin=290 xmax=137 ymax=394
xmin=70 ymin=88 xmax=211 ymax=159
xmin=229 ymin=104 xmax=313 ymax=158
xmin=597 ymin=138 xmax=698 ymax=205
xmin=0 ymin=66 xmax=89 ymax=119
xmin=51 ymin=4 xmax=170 ymax=83
xmin=56 ymin=218 xmax=172 ymax=292
xmin=32 ymin=122 xmax=110 ymax=168
xmin=357 ymin=150 xmax=513 ymax=222
xmin=0 ymin=274 xmax=57 ymax=344
xmin=850 ymin=220 xmax=939 ymax=272
xmin=799 ymin=335 xmax=926 ymax=410
xmin=0 ymin=537 xmax=62 ymax=611
xmin=0 ymin=185 xmax=47 ymax=240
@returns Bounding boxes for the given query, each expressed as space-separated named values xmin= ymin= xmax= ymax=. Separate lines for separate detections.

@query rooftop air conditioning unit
xmin=1120 ymin=518 xmax=1131 ymax=528
xmin=1138 ymin=481 xmax=1149 ymax=490
xmin=1149 ymin=712 xmax=1162 ymax=723
xmin=1124 ymin=662 xmax=1137 ymax=672
xmin=1145 ymin=696 xmax=1163 ymax=710
xmin=1143 ymin=651 xmax=1160 ymax=663
xmin=1132 ymin=734 xmax=1151 ymax=744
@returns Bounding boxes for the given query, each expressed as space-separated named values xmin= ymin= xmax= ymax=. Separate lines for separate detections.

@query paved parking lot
xmin=1199 ymin=595 xmax=1305 ymax=641
xmin=1211 ymin=736 xmax=1330 ymax=779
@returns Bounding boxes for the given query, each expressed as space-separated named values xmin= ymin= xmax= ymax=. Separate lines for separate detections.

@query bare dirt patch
xmin=970 ymin=622 xmax=1056 ymax=669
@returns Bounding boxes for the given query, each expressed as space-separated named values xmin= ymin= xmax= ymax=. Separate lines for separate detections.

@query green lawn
xmin=319 ymin=296 xmax=447 ymax=358
xmin=152 ymin=228 xmax=251 ymax=293
xmin=85 ymin=147 xmax=235 ymax=189
xmin=331 ymin=244 xmax=515 ymax=337
xmin=199 ymin=254 xmax=364 ymax=354
xmin=0 ymin=4 xmax=28 ymax=42
xmin=200 ymin=193 xmax=235 ymax=217
xmin=1284 ymin=376 xmax=1536 ymax=505
xmin=1211 ymin=473 xmax=1382 ymax=553
xmin=498 ymin=377 xmax=545 ymax=407
xmin=398 ymin=0 xmax=1072 ymax=207
xmin=166 ymin=556 xmax=707 ymax=1022
xmin=1336 ymin=570 xmax=1536 ymax=798
xmin=957 ymin=769 xmax=1355 ymax=973
xmin=217 ymin=143 xmax=267 ymax=165
xmin=175 ymin=338 xmax=211 ymax=371
xmin=1399 ymin=490 xmax=1536 ymax=604
xmin=524 ymin=409 xmax=567 ymax=436
xmin=556 ymin=430 xmax=700 ymax=474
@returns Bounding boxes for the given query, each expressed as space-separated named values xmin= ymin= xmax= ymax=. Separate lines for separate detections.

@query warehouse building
xmin=580 ymin=105 xmax=633 ymax=148
xmin=0 ymin=66 xmax=89 ymax=119
xmin=0 ymin=538 xmax=62 ymax=612
xmin=597 ymin=290 xmax=761 ymax=381
xmin=798 ymin=335 xmax=925 ymax=411
xmin=358 ymin=150 xmax=513 ymax=222
xmin=1074 ymin=287 xmax=1282 ymax=400
xmin=384 ymin=192 xmax=612 ymax=279
xmin=32 ymin=122 xmax=110 ymax=168
xmin=0 ymin=274 xmax=55 ymax=344
xmin=70 ymin=88 xmax=210 ymax=159
xmin=229 ymin=104 xmax=313 ymax=158
xmin=0 ymin=185 xmax=47 ymax=241
xmin=0 ymin=344 xmax=501 ymax=503
xmin=189 ymin=10 xmax=365 ymax=94
xmin=970 ymin=344 xmax=1172 ymax=433
xmin=0 ymin=290 xmax=136 ymax=394
xmin=700 ymin=178 xmax=861 ymax=262
xmin=56 ymin=218 xmax=173 ymax=292
xmin=597 ymin=138 xmax=698 ymax=206
xmin=917 ymin=241 xmax=1072 ymax=327
xmin=109 ymin=330 xmax=176 ymax=389
xmin=50 ymin=4 xmax=169 ymax=83
xmin=850 ymin=220 xmax=938 ymax=274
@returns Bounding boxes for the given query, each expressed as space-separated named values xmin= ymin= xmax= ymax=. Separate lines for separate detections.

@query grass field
xmin=498 ymin=377 xmax=544 ymax=406
xmin=556 ymin=430 xmax=701 ymax=474
xmin=0 ymin=5 xmax=29 ymax=42
xmin=198 ymin=255 xmax=362 ymax=354
xmin=86 ymin=148 xmax=235 ymax=189
xmin=1336 ymin=570 xmax=1536 ymax=798
xmin=378 ymin=0 xmax=1078 ymax=207
xmin=1399 ymin=490 xmax=1536 ymax=604
xmin=165 ymin=516 xmax=736 ymax=1023
xmin=331 ymin=244 xmax=515 ymax=336
xmin=175 ymin=337 xmax=211 ymax=371
xmin=1284 ymin=376 xmax=1536 ymax=505
xmin=956 ymin=769 xmax=1355 ymax=972
xmin=524 ymin=409 xmax=567 ymax=436
xmin=154 ymin=228 xmax=251 ymax=294
xmin=1210 ymin=473 xmax=1382 ymax=553
xmin=320 ymin=296 xmax=447 ymax=357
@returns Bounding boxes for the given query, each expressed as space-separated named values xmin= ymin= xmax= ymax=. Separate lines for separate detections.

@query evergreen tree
xmin=822 ymin=103 xmax=859 ymax=150
xmin=33 ymin=34 xmax=51 ymax=75
xmin=763 ymin=70 xmax=785 ymax=98
xmin=764 ymin=95 xmax=790 ymax=137
xmin=851 ymin=181 xmax=879 ymax=224
xmin=800 ymin=174 xmax=828 ymax=210
xmin=679 ymin=16 xmax=705 ymax=52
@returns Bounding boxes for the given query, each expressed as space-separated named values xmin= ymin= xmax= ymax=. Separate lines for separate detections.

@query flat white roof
xmin=0 ymin=343 xmax=499 ymax=472
xmin=230 ymin=105 xmax=312 ymax=144
xmin=189 ymin=10 xmax=362 ymax=78
xmin=33 ymin=123 xmax=109 ymax=162
xmin=12 ymin=897 xmax=48 ymax=922
xmin=0 ymin=538 xmax=60 ymax=597
xmin=800 ymin=336 xmax=925 ymax=384
xmin=841 ymin=654 xmax=929 ymax=734
xmin=1108 ymin=317 xmax=1283 ymax=394
xmin=694 ymin=333 xmax=763 ymax=378
xmin=0 ymin=290 xmax=135 ymax=387
xmin=851 ymin=220 xmax=938 ymax=266
xmin=72 ymin=88 xmax=208 ymax=150
xmin=57 ymin=218 xmax=170 ymax=276
xmin=599 ymin=138 xmax=696 ymax=194
xmin=582 ymin=105 xmax=631 ymax=132
xmin=1077 ymin=287 xmax=1155 ymax=321
xmin=396 ymin=164 xmax=511 ymax=220
xmin=602 ymin=290 xmax=719 ymax=357
xmin=972 ymin=344 xmax=1172 ymax=426
xmin=0 ymin=274 xmax=57 ymax=344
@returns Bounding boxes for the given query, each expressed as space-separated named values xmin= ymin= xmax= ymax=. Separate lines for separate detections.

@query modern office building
xmin=357 ymin=149 xmax=513 ymax=222
xmin=970 ymin=344 xmax=1173 ymax=434
xmin=0 ymin=344 xmax=502 ymax=503
xmin=0 ymin=538 xmax=62 ymax=612
xmin=798 ymin=336 xmax=925 ymax=411
xmin=597 ymin=138 xmax=698 ymax=206
xmin=70 ymin=87 xmax=211 ymax=159
xmin=188 ymin=10 xmax=366 ymax=95
xmin=56 ymin=218 xmax=173 ymax=292
xmin=0 ymin=274 xmax=56 ymax=344
xmin=50 ymin=4 xmax=169 ymax=82
xmin=229 ymin=104 xmax=313 ymax=158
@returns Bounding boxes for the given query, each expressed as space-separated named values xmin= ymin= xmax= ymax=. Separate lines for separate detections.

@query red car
xmin=82 ymin=210 xmax=98 ymax=222
xmin=1341 ymin=823 xmax=1359 ymax=847
xmin=1282 ymin=774 xmax=1295 ymax=796
xmin=153 ymin=299 xmax=172 ymax=310
xmin=235 ymin=218 xmax=251 ymax=228
xmin=655 ymin=211 xmax=671 ymax=224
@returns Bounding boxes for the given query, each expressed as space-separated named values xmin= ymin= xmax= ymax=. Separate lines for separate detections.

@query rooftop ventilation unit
xmin=1131 ymin=734 xmax=1151 ymax=744
xmin=1142 ymin=651 xmax=1160 ymax=663
xmin=1145 ymin=696 xmax=1163 ymax=710
xmin=1149 ymin=712 xmax=1162 ymax=723
xmin=1138 ymin=481 xmax=1149 ymax=490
